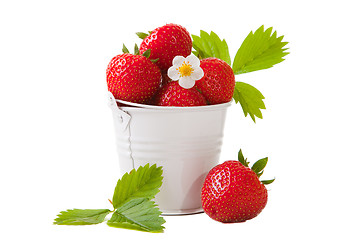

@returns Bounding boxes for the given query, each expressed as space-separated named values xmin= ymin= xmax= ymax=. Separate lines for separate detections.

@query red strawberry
xmin=106 ymin=53 xmax=161 ymax=104
xmin=161 ymin=72 xmax=172 ymax=86
xmin=201 ymin=149 xmax=274 ymax=223
xmin=139 ymin=23 xmax=192 ymax=72
xmin=196 ymin=58 xmax=235 ymax=104
xmin=153 ymin=81 xmax=207 ymax=107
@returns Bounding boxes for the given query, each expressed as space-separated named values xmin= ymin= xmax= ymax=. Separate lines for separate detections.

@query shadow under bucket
xmin=108 ymin=92 xmax=231 ymax=215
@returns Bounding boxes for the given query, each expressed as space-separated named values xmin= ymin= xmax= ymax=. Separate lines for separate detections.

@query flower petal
xmin=179 ymin=76 xmax=195 ymax=89
xmin=192 ymin=67 xmax=204 ymax=80
xmin=167 ymin=66 xmax=180 ymax=80
xmin=172 ymin=56 xmax=186 ymax=66
xmin=186 ymin=54 xmax=200 ymax=67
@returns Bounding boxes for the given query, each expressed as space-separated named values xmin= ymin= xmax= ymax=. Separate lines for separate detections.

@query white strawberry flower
xmin=167 ymin=54 xmax=204 ymax=89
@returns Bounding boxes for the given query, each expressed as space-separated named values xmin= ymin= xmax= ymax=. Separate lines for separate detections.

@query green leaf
xmin=232 ymin=25 xmax=289 ymax=75
xmin=210 ymin=32 xmax=231 ymax=65
xmin=261 ymin=178 xmax=275 ymax=185
xmin=136 ymin=32 xmax=149 ymax=40
xmin=150 ymin=58 xmax=159 ymax=63
xmin=134 ymin=44 xmax=139 ymax=55
xmin=192 ymin=35 xmax=206 ymax=58
xmin=142 ymin=49 xmax=151 ymax=58
xmin=112 ymin=163 xmax=163 ymax=209
xmin=107 ymin=198 xmax=165 ymax=233
xmin=236 ymin=148 xmax=274 ymax=185
xmin=238 ymin=149 xmax=249 ymax=167
xmin=54 ymin=209 xmax=111 ymax=225
xmin=122 ymin=44 xmax=129 ymax=54
xmin=191 ymin=30 xmax=231 ymax=65
xmin=198 ymin=30 xmax=212 ymax=57
xmin=233 ymin=82 xmax=266 ymax=122
xmin=251 ymin=157 xmax=268 ymax=176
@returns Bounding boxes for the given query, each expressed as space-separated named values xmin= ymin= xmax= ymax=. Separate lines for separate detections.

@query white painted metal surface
xmin=108 ymin=92 xmax=230 ymax=214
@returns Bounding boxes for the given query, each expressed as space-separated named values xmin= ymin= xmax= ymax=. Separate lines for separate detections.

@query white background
xmin=1 ymin=0 xmax=359 ymax=239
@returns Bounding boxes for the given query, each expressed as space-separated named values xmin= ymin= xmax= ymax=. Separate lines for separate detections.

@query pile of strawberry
xmin=106 ymin=24 xmax=280 ymax=224
xmin=106 ymin=23 xmax=235 ymax=107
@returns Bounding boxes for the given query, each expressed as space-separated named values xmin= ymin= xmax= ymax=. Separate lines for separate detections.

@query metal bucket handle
xmin=108 ymin=92 xmax=131 ymax=131
xmin=108 ymin=92 xmax=134 ymax=173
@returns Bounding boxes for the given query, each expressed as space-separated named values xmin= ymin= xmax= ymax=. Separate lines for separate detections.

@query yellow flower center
xmin=177 ymin=62 xmax=194 ymax=77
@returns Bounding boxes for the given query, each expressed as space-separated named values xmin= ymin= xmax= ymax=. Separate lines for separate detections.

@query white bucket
xmin=108 ymin=92 xmax=230 ymax=215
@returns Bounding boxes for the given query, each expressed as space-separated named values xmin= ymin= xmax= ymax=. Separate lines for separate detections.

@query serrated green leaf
xmin=191 ymin=30 xmax=231 ymax=65
xmin=251 ymin=157 xmax=268 ymax=176
xmin=107 ymin=198 xmax=165 ymax=233
xmin=232 ymin=25 xmax=289 ymax=75
xmin=209 ymin=32 xmax=221 ymax=59
xmin=261 ymin=178 xmax=275 ymax=185
xmin=220 ymin=39 xmax=231 ymax=65
xmin=192 ymin=35 xmax=206 ymax=59
xmin=233 ymin=82 xmax=266 ymax=122
xmin=199 ymin=30 xmax=212 ymax=56
xmin=54 ymin=209 xmax=111 ymax=225
xmin=112 ymin=163 xmax=163 ymax=209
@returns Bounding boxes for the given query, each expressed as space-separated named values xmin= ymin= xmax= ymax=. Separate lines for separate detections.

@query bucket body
xmin=108 ymin=92 xmax=230 ymax=215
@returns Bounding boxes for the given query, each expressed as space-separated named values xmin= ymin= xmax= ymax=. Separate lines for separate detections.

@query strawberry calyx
xmin=122 ymin=43 xmax=159 ymax=63
xmin=136 ymin=31 xmax=151 ymax=40
xmin=237 ymin=149 xmax=275 ymax=185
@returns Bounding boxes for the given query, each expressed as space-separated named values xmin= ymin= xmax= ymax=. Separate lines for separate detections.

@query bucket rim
xmin=116 ymin=99 xmax=232 ymax=112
